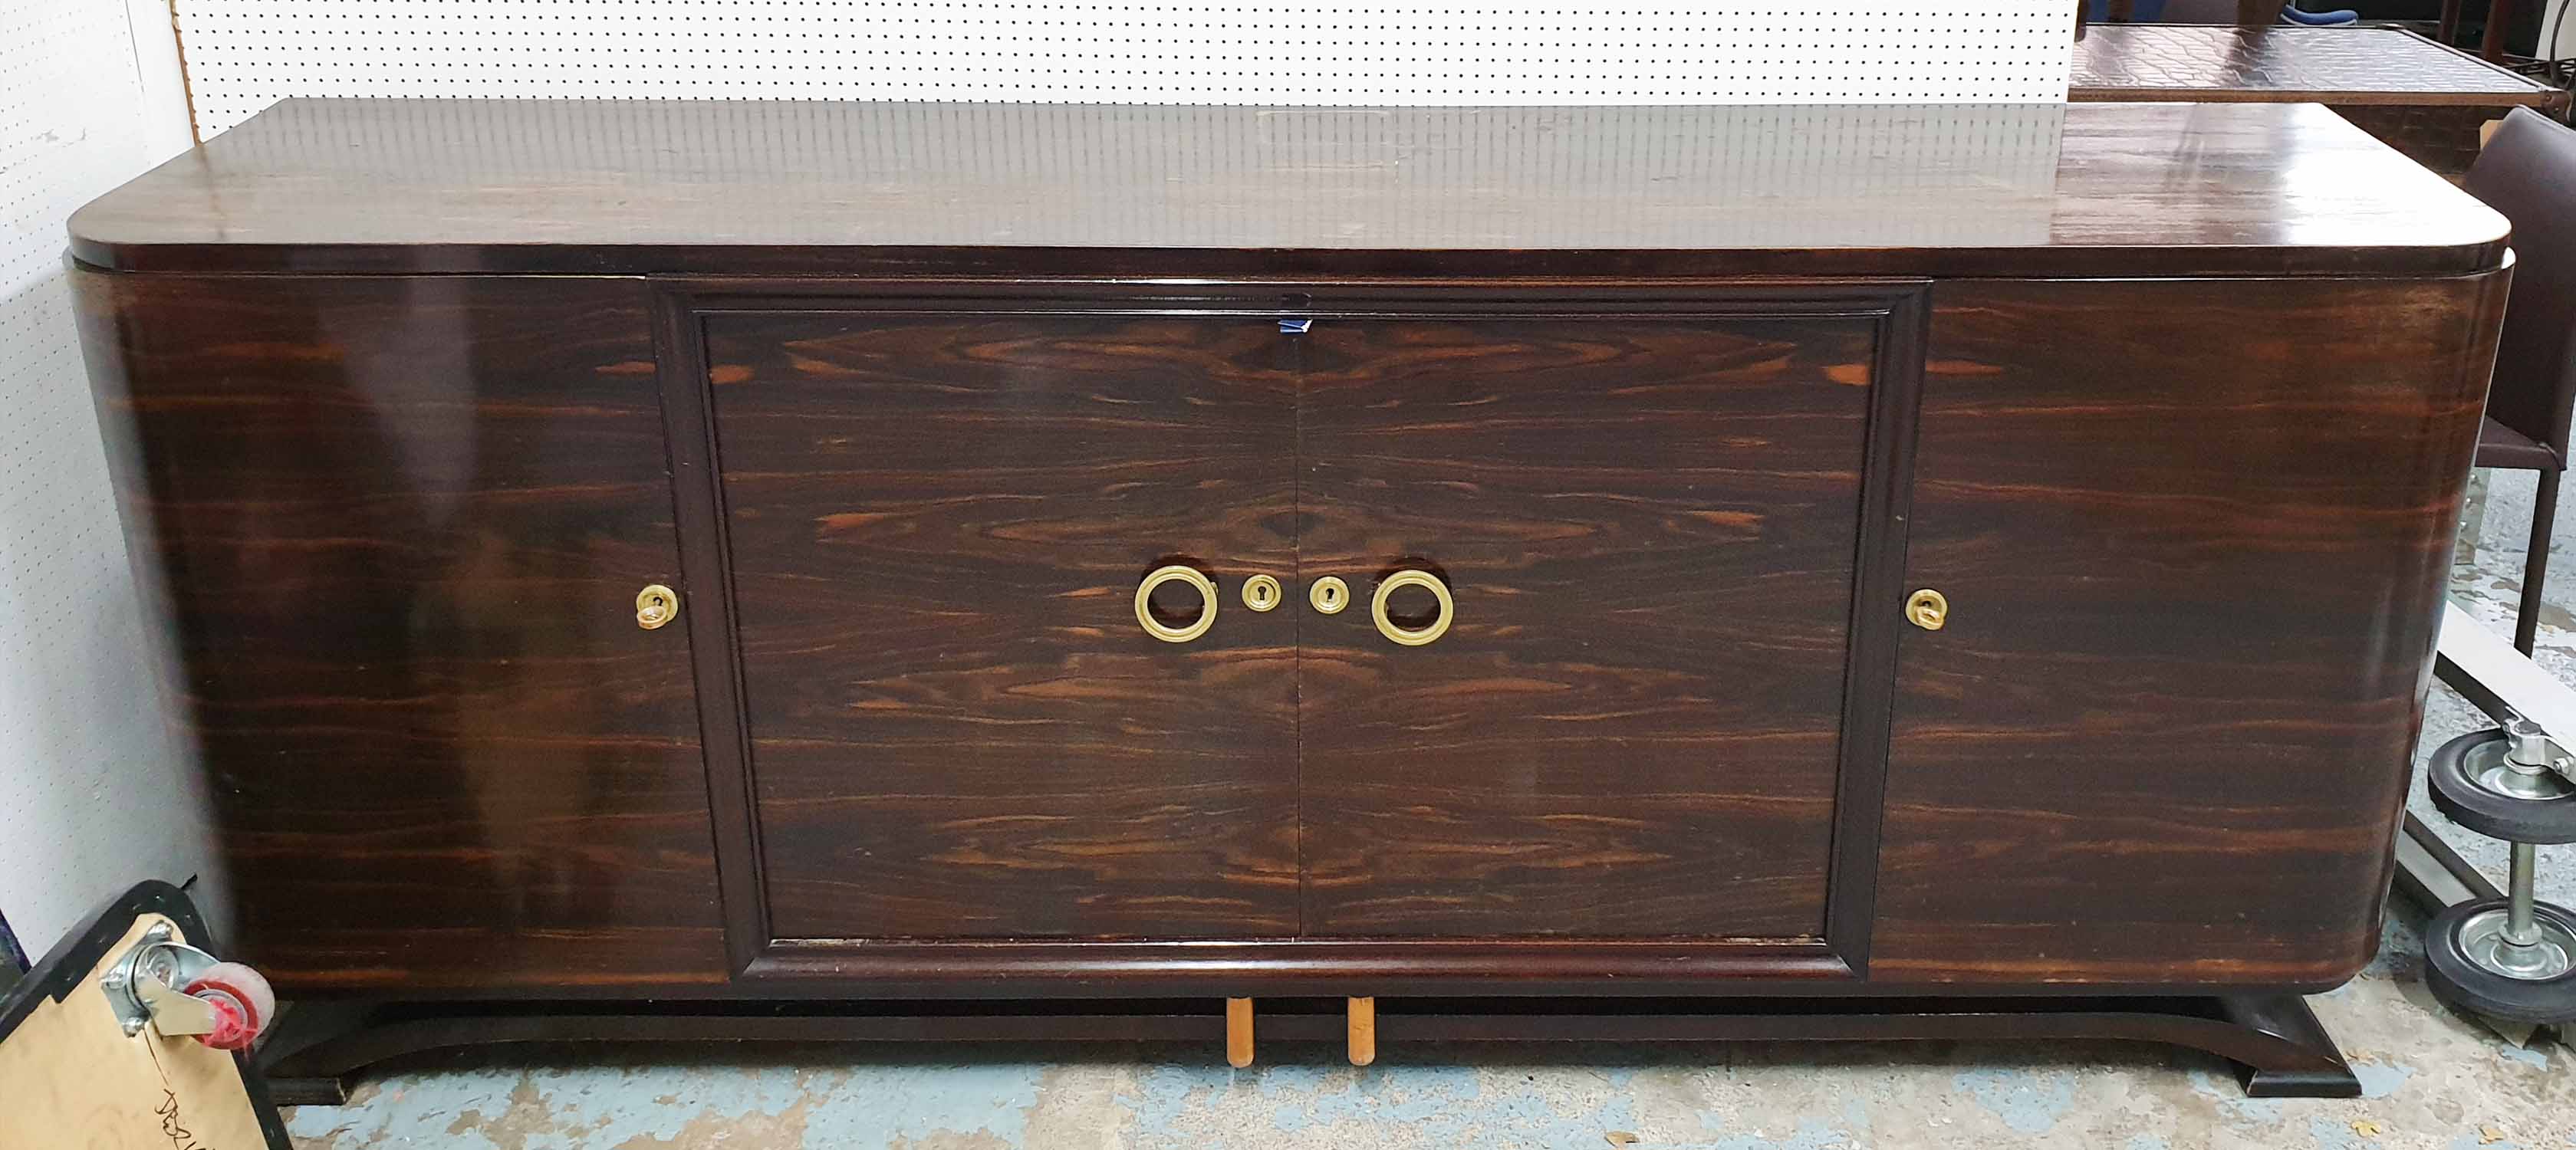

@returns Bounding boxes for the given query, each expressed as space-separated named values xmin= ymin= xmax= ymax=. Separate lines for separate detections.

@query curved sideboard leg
xmin=256 ymin=993 xmax=2362 ymax=1105
xmin=2217 ymin=994 xmax=2364 ymax=1099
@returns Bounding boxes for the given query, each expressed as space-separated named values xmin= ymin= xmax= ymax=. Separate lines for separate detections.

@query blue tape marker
xmin=1279 ymin=318 xmax=1312 ymax=334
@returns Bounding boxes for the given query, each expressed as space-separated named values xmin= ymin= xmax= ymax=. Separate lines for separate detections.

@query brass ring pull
xmin=1370 ymin=569 xmax=1454 ymax=647
xmin=1134 ymin=565 xmax=1219 ymax=643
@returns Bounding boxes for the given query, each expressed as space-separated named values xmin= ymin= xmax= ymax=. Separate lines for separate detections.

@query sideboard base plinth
xmin=255 ymin=992 xmax=2359 ymax=1104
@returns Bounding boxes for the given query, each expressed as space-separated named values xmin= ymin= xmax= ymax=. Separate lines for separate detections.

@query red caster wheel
xmin=183 ymin=961 xmax=276 ymax=1051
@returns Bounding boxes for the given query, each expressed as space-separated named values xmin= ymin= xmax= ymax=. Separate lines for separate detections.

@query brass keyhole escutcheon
xmin=1372 ymin=569 xmax=1455 ymax=646
xmin=1906 ymin=588 xmax=1949 ymax=632
xmin=1309 ymin=577 xmax=1351 ymax=615
xmin=1243 ymin=574 xmax=1282 ymax=612
xmin=1136 ymin=564 xmax=1219 ymax=643
xmin=636 ymin=584 xmax=679 ymax=630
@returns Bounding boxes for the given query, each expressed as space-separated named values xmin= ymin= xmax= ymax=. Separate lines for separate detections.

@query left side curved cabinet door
xmin=74 ymin=271 xmax=725 ymax=994
xmin=0 ymin=882 xmax=286 ymax=1149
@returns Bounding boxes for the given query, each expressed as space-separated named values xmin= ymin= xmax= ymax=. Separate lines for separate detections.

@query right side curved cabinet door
xmin=1291 ymin=294 xmax=1922 ymax=945
xmin=1874 ymin=274 xmax=2510 ymax=987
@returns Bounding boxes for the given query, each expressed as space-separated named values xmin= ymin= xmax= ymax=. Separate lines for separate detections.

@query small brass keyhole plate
xmin=1310 ymin=577 xmax=1351 ymax=615
xmin=637 ymin=584 xmax=679 ymax=630
xmin=1905 ymin=588 xmax=1949 ymax=632
xmin=1243 ymin=574 xmax=1282 ymax=612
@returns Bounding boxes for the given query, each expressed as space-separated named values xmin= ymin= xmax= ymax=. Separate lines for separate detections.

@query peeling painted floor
xmin=285 ymin=472 xmax=2576 ymax=1150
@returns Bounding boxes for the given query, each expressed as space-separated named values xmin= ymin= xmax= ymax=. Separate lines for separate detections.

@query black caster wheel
xmin=2425 ymin=895 xmax=2576 ymax=1024
xmin=2428 ymin=729 xmax=2576 ymax=843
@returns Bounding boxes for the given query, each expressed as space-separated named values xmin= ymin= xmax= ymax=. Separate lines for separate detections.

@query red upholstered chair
xmin=2464 ymin=107 xmax=2576 ymax=652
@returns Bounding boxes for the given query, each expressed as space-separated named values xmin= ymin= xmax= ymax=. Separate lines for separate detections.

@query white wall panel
xmin=1 ymin=0 xmax=213 ymax=953
xmin=175 ymin=0 xmax=2078 ymax=135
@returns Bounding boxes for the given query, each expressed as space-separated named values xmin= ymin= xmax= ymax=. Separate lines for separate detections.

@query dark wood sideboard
xmin=67 ymin=100 xmax=2510 ymax=1099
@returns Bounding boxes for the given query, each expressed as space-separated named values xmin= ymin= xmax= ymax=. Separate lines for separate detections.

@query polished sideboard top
xmin=70 ymin=98 xmax=2505 ymax=279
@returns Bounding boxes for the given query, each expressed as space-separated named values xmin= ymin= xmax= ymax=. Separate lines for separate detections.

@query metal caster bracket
xmin=99 ymin=924 xmax=224 ymax=1039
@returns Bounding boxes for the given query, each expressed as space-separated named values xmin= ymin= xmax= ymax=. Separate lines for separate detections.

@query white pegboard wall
xmin=175 ymin=1 xmax=2077 ymax=135
xmin=1 ymin=0 xmax=215 ymax=951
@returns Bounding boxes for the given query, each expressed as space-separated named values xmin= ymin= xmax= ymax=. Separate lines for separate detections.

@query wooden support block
xmin=1347 ymin=997 xmax=1377 ymax=1066
xmin=1225 ymin=997 xmax=1253 ymax=1068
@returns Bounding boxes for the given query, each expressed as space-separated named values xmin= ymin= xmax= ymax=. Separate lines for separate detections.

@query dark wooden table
xmin=2073 ymin=24 xmax=2569 ymax=176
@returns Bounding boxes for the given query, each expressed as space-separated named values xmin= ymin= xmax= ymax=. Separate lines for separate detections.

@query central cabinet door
xmin=1295 ymin=312 xmax=1883 ymax=939
xmin=707 ymin=310 xmax=1301 ymax=940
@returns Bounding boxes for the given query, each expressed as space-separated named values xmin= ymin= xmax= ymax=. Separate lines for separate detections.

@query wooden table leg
xmin=2481 ymin=0 xmax=2515 ymax=60
xmin=1347 ymin=997 xmax=1377 ymax=1066
xmin=1225 ymin=998 xmax=1254 ymax=1068
xmin=2442 ymin=0 xmax=2466 ymax=44
xmin=2238 ymin=0 xmax=2275 ymax=25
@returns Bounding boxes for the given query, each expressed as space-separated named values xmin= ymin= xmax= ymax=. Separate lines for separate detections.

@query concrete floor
xmin=284 ymin=471 xmax=2576 ymax=1150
